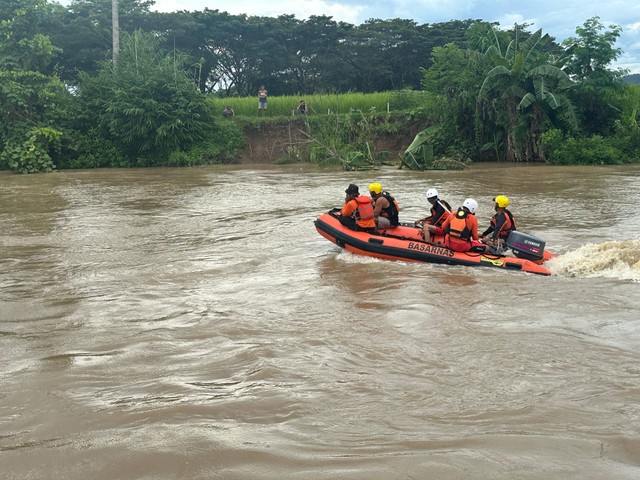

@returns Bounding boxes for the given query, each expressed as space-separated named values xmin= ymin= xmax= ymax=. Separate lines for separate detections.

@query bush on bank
xmin=4 ymin=92 xmax=638 ymax=172
xmin=542 ymin=123 xmax=640 ymax=165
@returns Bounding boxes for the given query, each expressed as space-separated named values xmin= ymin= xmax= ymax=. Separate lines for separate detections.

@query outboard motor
xmin=506 ymin=231 xmax=546 ymax=262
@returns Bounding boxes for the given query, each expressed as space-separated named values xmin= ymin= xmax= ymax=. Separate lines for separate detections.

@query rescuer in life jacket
xmin=440 ymin=198 xmax=485 ymax=252
xmin=480 ymin=195 xmax=517 ymax=252
xmin=368 ymin=182 xmax=400 ymax=229
xmin=418 ymin=187 xmax=452 ymax=241
xmin=338 ymin=183 xmax=376 ymax=233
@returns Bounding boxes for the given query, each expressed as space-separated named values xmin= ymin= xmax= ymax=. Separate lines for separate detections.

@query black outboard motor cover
xmin=506 ymin=231 xmax=545 ymax=261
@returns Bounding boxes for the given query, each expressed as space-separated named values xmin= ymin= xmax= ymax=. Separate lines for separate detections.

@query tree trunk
xmin=112 ymin=0 xmax=120 ymax=66
xmin=506 ymin=100 xmax=519 ymax=162
xmin=526 ymin=106 xmax=545 ymax=162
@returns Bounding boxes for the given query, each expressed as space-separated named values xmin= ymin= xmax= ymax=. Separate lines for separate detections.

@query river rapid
xmin=1 ymin=164 xmax=640 ymax=479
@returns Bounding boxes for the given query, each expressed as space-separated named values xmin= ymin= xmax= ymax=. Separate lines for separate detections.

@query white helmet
xmin=425 ymin=188 xmax=438 ymax=200
xmin=462 ymin=198 xmax=478 ymax=214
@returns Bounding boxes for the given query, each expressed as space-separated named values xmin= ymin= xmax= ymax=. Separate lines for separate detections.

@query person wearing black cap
xmin=338 ymin=184 xmax=376 ymax=232
xmin=344 ymin=183 xmax=359 ymax=197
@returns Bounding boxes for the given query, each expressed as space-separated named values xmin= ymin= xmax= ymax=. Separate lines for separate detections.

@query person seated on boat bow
xmin=480 ymin=195 xmax=517 ymax=253
xmin=368 ymin=182 xmax=400 ymax=229
xmin=338 ymin=184 xmax=376 ymax=233
xmin=418 ymin=188 xmax=452 ymax=241
xmin=440 ymin=198 xmax=485 ymax=253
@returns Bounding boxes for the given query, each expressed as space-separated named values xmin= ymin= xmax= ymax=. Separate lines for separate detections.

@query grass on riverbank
xmin=210 ymin=91 xmax=429 ymax=118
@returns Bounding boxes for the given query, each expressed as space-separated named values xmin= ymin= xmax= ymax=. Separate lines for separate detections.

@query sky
xmin=60 ymin=0 xmax=640 ymax=73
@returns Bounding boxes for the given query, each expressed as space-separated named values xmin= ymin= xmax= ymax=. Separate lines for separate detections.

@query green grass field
xmin=210 ymin=91 xmax=427 ymax=118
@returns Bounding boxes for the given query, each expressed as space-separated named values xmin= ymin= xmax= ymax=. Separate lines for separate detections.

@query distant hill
xmin=622 ymin=74 xmax=640 ymax=84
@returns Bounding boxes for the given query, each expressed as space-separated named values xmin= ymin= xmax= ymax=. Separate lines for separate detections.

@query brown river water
xmin=1 ymin=164 xmax=640 ymax=479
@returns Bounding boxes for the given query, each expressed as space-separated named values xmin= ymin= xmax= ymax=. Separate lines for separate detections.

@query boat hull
xmin=314 ymin=212 xmax=553 ymax=276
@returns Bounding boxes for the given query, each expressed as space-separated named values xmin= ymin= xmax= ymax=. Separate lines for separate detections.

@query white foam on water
xmin=336 ymin=249 xmax=384 ymax=264
xmin=547 ymin=238 xmax=640 ymax=282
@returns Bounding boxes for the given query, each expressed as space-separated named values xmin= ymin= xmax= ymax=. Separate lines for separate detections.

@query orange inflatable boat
xmin=314 ymin=211 xmax=555 ymax=276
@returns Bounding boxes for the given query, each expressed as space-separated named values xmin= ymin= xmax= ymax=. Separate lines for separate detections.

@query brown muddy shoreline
xmin=234 ymin=120 xmax=422 ymax=164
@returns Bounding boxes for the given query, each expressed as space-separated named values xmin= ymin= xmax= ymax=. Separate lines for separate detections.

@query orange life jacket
xmin=446 ymin=208 xmax=472 ymax=240
xmin=491 ymin=209 xmax=517 ymax=238
xmin=355 ymin=195 xmax=376 ymax=228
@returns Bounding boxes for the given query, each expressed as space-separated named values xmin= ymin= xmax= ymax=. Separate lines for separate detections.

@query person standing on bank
xmin=338 ymin=184 xmax=376 ymax=233
xmin=368 ymin=182 xmax=400 ymax=229
xmin=480 ymin=195 xmax=517 ymax=249
xmin=258 ymin=85 xmax=268 ymax=114
xmin=440 ymin=198 xmax=484 ymax=252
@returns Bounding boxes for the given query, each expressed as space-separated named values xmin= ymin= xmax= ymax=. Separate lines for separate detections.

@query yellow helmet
xmin=369 ymin=182 xmax=382 ymax=194
xmin=494 ymin=195 xmax=510 ymax=208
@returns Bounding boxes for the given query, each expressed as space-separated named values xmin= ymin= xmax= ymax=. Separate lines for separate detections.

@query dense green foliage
xmin=298 ymin=110 xmax=401 ymax=169
xmin=1 ymin=1 xmax=639 ymax=172
xmin=77 ymin=31 xmax=216 ymax=161
xmin=420 ymin=18 xmax=640 ymax=165
xmin=0 ymin=0 xmax=70 ymax=172
xmin=46 ymin=2 xmax=476 ymax=95
xmin=476 ymin=26 xmax=578 ymax=162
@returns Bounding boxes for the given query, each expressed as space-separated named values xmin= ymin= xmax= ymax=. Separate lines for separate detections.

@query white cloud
xmin=627 ymin=22 xmax=640 ymax=33
xmin=151 ymin=0 xmax=365 ymax=24
xmin=388 ymin=0 xmax=473 ymax=23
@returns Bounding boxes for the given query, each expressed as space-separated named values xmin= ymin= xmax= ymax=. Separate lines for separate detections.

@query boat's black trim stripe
xmin=315 ymin=218 xmax=487 ymax=268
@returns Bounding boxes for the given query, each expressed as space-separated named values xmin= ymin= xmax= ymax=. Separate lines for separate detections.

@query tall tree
xmin=47 ymin=0 xmax=153 ymax=81
xmin=152 ymin=9 xmax=218 ymax=93
xmin=0 ymin=0 xmax=69 ymax=172
xmin=267 ymin=15 xmax=351 ymax=94
xmin=562 ymin=16 xmax=626 ymax=134
xmin=421 ymin=42 xmax=487 ymax=153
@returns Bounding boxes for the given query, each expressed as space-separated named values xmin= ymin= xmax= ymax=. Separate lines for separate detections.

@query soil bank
xmin=234 ymin=119 xmax=423 ymax=164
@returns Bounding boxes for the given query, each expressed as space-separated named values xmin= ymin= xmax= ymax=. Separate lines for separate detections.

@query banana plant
xmin=476 ymin=27 xmax=577 ymax=162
